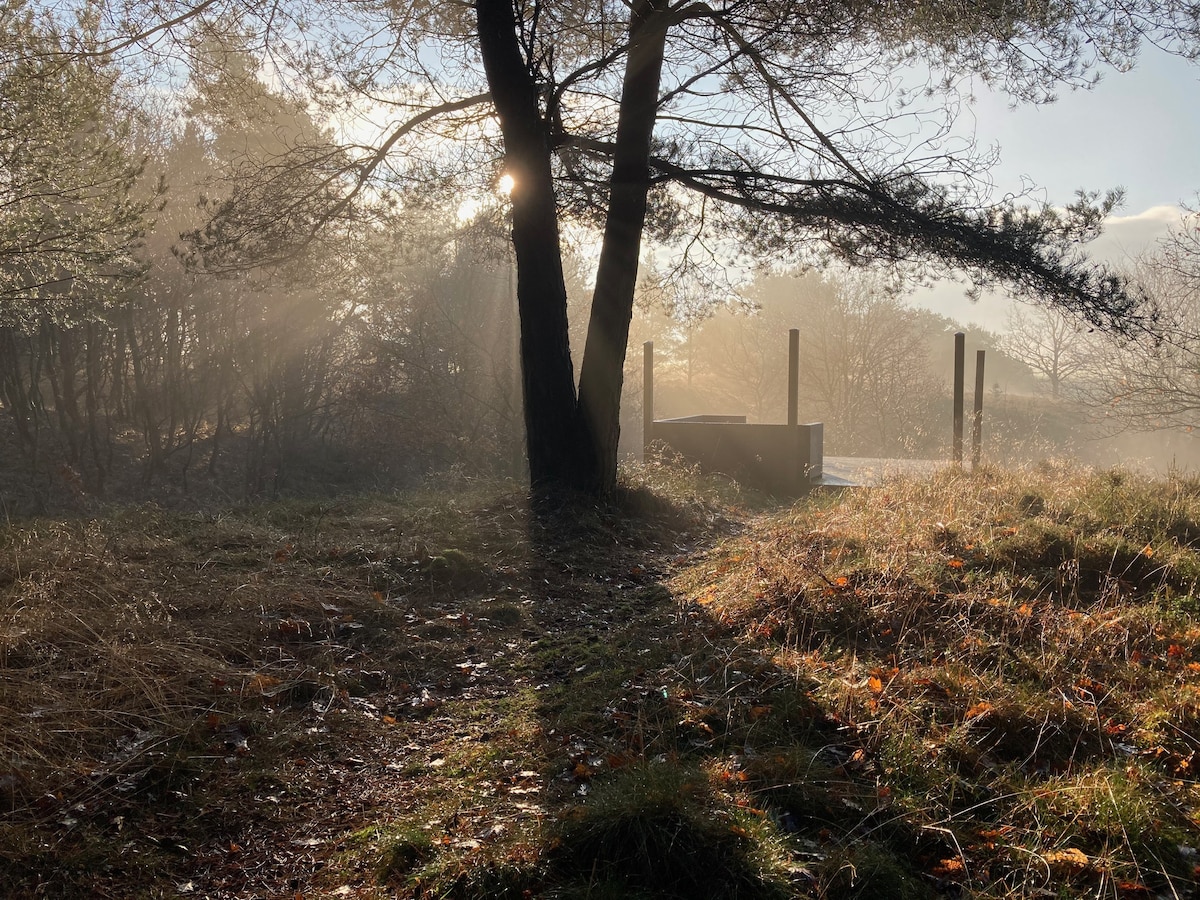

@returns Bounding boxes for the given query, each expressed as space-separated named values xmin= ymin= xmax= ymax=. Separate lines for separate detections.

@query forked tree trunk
xmin=476 ymin=0 xmax=667 ymax=497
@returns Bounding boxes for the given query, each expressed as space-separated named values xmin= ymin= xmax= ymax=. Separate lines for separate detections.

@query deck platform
xmin=816 ymin=456 xmax=947 ymax=489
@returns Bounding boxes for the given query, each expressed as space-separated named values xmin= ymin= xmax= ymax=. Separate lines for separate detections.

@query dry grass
xmin=2 ymin=461 xmax=1199 ymax=898
xmin=679 ymin=461 xmax=1200 ymax=898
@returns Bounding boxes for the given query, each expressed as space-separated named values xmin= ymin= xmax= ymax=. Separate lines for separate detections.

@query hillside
xmin=1 ymin=463 xmax=1199 ymax=898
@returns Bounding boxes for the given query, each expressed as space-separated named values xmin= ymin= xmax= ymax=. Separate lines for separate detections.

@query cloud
xmin=1088 ymin=205 xmax=1184 ymax=264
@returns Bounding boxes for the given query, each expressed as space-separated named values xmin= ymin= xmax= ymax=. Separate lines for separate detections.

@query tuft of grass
xmin=549 ymin=761 xmax=792 ymax=899
xmin=378 ymin=826 xmax=437 ymax=883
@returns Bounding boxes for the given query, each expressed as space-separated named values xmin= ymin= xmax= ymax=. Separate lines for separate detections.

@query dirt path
xmin=1 ymin=488 xmax=750 ymax=898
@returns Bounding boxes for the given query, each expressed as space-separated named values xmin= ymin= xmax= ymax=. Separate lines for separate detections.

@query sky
xmin=909 ymin=45 xmax=1200 ymax=331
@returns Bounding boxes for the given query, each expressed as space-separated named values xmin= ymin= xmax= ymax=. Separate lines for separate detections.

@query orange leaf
xmin=1116 ymin=881 xmax=1153 ymax=899
xmin=931 ymin=858 xmax=964 ymax=880
xmin=246 ymin=673 xmax=281 ymax=695
xmin=1044 ymin=848 xmax=1089 ymax=871
xmin=965 ymin=701 xmax=993 ymax=720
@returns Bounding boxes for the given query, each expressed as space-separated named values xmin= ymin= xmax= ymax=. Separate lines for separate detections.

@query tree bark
xmin=476 ymin=0 xmax=581 ymax=494
xmin=576 ymin=0 xmax=669 ymax=496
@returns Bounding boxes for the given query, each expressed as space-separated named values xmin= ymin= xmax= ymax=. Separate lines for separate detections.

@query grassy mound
xmin=680 ymin=462 xmax=1200 ymax=898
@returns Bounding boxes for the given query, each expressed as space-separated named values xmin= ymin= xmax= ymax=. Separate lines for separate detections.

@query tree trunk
xmin=576 ymin=0 xmax=669 ymax=496
xmin=476 ymin=0 xmax=581 ymax=494
xmin=476 ymin=0 xmax=668 ymax=497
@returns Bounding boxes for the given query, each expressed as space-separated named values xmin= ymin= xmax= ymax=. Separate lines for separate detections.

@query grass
xmin=680 ymin=461 xmax=1200 ymax=898
xmin=1 ymin=460 xmax=1198 ymax=897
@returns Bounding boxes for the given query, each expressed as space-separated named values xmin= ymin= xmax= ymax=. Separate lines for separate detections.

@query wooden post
xmin=972 ymin=349 xmax=985 ymax=472
xmin=788 ymin=328 xmax=799 ymax=427
xmin=953 ymin=332 xmax=965 ymax=465
xmin=643 ymin=341 xmax=654 ymax=460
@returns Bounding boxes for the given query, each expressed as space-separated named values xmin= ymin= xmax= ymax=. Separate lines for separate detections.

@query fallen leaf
xmin=1116 ymin=881 xmax=1153 ymax=899
xmin=965 ymin=701 xmax=993 ymax=720
xmin=245 ymin=673 xmax=281 ymax=695
xmin=931 ymin=857 xmax=964 ymax=880
xmin=1044 ymin=847 xmax=1089 ymax=872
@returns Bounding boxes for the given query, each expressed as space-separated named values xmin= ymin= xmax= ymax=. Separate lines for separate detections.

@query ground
xmin=1 ymin=462 xmax=1199 ymax=898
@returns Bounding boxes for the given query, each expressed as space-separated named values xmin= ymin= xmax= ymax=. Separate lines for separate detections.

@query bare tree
xmin=1000 ymin=303 xmax=1090 ymax=398
xmin=1078 ymin=218 xmax=1200 ymax=431
xmin=802 ymin=280 xmax=944 ymax=456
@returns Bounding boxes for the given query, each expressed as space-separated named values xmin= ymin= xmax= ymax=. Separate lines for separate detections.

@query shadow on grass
xmin=1 ymin=471 xmax=819 ymax=898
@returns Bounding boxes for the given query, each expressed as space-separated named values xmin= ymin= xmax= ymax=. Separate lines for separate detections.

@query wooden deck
xmin=815 ymin=456 xmax=947 ymax=489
